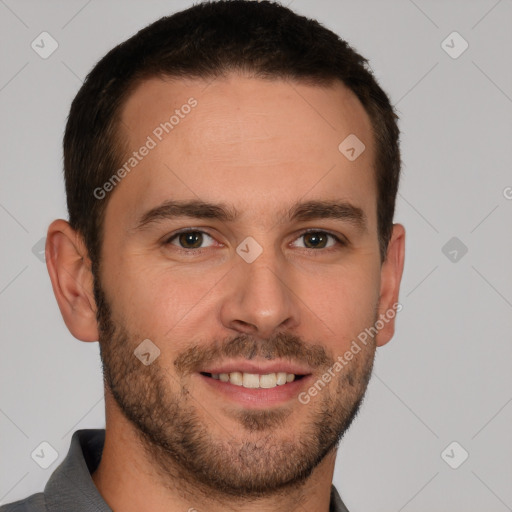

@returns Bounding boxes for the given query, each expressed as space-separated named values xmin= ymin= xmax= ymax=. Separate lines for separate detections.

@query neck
xmin=92 ymin=391 xmax=337 ymax=512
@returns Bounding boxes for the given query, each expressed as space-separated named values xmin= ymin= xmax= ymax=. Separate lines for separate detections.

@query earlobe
xmin=45 ymin=219 xmax=99 ymax=342
xmin=375 ymin=223 xmax=406 ymax=347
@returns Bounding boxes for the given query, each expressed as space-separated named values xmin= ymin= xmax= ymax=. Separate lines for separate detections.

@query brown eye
xmin=166 ymin=230 xmax=215 ymax=250
xmin=179 ymin=232 xmax=203 ymax=248
xmin=303 ymin=232 xmax=329 ymax=249
xmin=292 ymin=231 xmax=342 ymax=250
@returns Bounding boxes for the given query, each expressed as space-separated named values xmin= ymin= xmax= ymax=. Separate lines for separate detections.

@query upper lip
xmin=199 ymin=359 xmax=313 ymax=376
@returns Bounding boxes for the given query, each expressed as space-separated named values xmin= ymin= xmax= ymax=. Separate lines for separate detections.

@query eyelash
xmin=163 ymin=228 xmax=347 ymax=255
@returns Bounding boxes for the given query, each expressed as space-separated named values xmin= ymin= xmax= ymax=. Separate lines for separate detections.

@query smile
xmin=201 ymin=371 xmax=305 ymax=389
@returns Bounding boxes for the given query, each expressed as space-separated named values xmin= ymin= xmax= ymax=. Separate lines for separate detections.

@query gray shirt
xmin=1 ymin=429 xmax=350 ymax=511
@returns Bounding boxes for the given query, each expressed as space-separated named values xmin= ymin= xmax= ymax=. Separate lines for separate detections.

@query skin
xmin=46 ymin=74 xmax=405 ymax=512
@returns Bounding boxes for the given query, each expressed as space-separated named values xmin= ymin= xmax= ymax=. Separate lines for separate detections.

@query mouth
xmin=200 ymin=371 xmax=306 ymax=389
xmin=196 ymin=361 xmax=313 ymax=408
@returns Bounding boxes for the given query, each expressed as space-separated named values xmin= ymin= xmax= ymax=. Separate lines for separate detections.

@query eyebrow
xmin=133 ymin=199 xmax=367 ymax=233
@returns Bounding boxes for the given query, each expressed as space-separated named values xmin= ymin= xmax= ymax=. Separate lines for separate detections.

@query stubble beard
xmin=94 ymin=278 xmax=377 ymax=499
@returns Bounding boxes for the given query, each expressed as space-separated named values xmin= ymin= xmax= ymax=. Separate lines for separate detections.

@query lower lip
xmin=197 ymin=373 xmax=312 ymax=408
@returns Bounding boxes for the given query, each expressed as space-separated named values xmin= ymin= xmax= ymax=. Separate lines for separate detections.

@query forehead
xmin=109 ymin=74 xmax=377 ymax=227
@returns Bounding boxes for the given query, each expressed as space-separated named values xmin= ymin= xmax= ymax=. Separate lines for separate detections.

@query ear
xmin=375 ymin=223 xmax=406 ymax=347
xmin=45 ymin=219 xmax=99 ymax=342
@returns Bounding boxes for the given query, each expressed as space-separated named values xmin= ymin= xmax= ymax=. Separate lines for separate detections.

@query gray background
xmin=1 ymin=0 xmax=511 ymax=510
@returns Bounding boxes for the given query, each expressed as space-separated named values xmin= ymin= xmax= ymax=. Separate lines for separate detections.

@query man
xmin=1 ymin=1 xmax=405 ymax=511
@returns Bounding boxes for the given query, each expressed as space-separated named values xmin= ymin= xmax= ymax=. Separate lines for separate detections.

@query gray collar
xmin=44 ymin=429 xmax=111 ymax=511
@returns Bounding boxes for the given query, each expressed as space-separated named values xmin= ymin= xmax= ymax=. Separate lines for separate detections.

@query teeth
xmin=213 ymin=372 xmax=297 ymax=388
xmin=243 ymin=373 xmax=260 ymax=388
xmin=276 ymin=372 xmax=287 ymax=385
xmin=259 ymin=373 xmax=277 ymax=388
xmin=230 ymin=371 xmax=243 ymax=386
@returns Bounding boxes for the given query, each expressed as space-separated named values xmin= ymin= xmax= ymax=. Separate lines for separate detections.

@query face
xmin=95 ymin=74 xmax=384 ymax=496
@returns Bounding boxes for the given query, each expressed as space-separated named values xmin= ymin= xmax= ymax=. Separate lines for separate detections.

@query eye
xmin=165 ymin=229 xmax=217 ymax=250
xmin=291 ymin=230 xmax=345 ymax=250
xmin=163 ymin=228 xmax=346 ymax=254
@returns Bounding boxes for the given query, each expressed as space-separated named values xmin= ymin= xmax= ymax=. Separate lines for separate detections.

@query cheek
xmin=306 ymin=262 xmax=380 ymax=344
xmin=107 ymin=261 xmax=221 ymax=343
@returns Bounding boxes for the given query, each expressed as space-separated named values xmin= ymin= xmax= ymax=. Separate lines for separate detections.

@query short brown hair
xmin=63 ymin=0 xmax=401 ymax=280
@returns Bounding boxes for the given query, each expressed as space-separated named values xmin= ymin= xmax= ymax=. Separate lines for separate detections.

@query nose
xmin=219 ymin=254 xmax=301 ymax=339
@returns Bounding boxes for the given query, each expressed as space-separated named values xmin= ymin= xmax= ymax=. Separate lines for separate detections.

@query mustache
xmin=174 ymin=331 xmax=332 ymax=376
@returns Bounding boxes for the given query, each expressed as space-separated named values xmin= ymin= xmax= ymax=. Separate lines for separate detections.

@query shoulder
xmin=0 ymin=493 xmax=46 ymax=512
